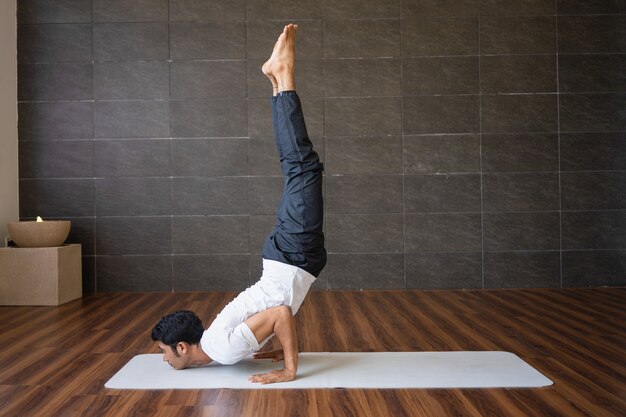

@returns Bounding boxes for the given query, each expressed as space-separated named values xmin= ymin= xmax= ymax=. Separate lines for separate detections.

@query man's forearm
xmin=273 ymin=306 xmax=298 ymax=376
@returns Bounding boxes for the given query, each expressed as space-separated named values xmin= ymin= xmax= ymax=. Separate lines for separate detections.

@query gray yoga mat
xmin=105 ymin=351 xmax=553 ymax=389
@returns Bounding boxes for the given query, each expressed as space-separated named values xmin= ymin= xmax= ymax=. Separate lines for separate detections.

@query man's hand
xmin=249 ymin=368 xmax=296 ymax=384
xmin=253 ymin=349 xmax=284 ymax=362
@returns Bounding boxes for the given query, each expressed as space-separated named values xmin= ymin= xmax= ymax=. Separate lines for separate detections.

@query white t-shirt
xmin=200 ymin=259 xmax=316 ymax=365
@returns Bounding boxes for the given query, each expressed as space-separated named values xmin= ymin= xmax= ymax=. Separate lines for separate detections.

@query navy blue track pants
xmin=261 ymin=91 xmax=327 ymax=277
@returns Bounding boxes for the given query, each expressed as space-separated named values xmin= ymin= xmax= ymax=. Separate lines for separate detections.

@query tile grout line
xmin=321 ymin=5 xmax=331 ymax=290
xmin=18 ymin=50 xmax=626 ymax=67
xmin=168 ymin=0 xmax=175 ymax=293
xmin=478 ymin=1 xmax=486 ymax=289
xmin=15 ymin=168 xmax=626 ymax=179
xmin=244 ymin=0 xmax=252 ymax=287
xmin=555 ymin=1 xmax=563 ymax=288
xmin=20 ymin=207 xmax=626 ymax=219
xmin=400 ymin=1 xmax=406 ymax=290
xmin=15 ymin=12 xmax=626 ymax=26
xmin=92 ymin=247 xmax=626 ymax=257
xmin=91 ymin=0 xmax=98 ymax=295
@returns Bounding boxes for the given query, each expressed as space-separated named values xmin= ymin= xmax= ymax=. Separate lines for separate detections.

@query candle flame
xmin=36 ymin=216 xmax=43 ymax=222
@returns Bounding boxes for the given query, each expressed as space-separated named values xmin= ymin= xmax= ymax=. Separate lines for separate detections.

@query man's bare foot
xmin=262 ymin=23 xmax=297 ymax=93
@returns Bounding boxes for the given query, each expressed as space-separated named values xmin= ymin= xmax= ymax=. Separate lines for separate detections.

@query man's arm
xmin=243 ymin=305 xmax=298 ymax=384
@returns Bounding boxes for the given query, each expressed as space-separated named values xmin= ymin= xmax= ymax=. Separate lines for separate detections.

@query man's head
xmin=151 ymin=310 xmax=204 ymax=369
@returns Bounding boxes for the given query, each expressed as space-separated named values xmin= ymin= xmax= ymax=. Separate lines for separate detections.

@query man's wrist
xmin=282 ymin=367 xmax=297 ymax=377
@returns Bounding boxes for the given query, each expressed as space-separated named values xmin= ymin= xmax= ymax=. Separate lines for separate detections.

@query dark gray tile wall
xmin=16 ymin=1 xmax=626 ymax=292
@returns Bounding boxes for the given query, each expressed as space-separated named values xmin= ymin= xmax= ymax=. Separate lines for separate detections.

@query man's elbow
xmin=277 ymin=305 xmax=293 ymax=319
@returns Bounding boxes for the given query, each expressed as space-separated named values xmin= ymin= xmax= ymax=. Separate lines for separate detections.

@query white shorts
xmin=200 ymin=259 xmax=315 ymax=365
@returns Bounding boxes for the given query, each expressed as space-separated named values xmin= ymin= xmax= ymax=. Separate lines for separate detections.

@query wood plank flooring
xmin=0 ymin=288 xmax=624 ymax=417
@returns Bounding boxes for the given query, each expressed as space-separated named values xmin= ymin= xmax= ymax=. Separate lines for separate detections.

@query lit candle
xmin=36 ymin=216 xmax=43 ymax=223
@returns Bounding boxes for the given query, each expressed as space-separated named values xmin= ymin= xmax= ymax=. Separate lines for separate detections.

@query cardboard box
xmin=0 ymin=244 xmax=82 ymax=306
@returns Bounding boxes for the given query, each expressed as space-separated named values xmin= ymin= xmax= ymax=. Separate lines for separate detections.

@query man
xmin=151 ymin=23 xmax=326 ymax=385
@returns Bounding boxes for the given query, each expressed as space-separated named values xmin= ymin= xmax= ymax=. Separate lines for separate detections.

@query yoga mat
xmin=105 ymin=352 xmax=552 ymax=389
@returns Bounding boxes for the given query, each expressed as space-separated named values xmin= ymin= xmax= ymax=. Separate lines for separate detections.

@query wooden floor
xmin=0 ymin=288 xmax=624 ymax=417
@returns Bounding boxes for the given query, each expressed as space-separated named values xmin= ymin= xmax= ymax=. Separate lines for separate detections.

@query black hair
xmin=150 ymin=310 xmax=204 ymax=353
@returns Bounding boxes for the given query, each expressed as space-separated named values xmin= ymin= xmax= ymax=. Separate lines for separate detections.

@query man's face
xmin=158 ymin=342 xmax=188 ymax=370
